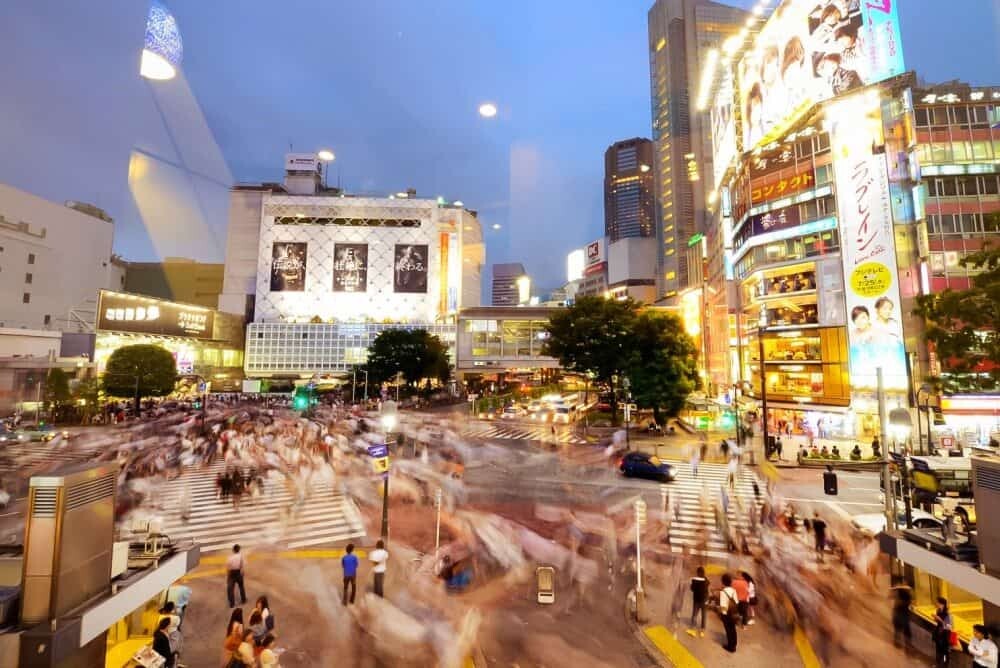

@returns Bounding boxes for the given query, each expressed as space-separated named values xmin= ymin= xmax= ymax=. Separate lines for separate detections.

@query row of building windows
xmin=733 ymin=194 xmax=836 ymax=251
xmin=926 ymin=213 xmax=1000 ymax=235
xmin=734 ymin=229 xmax=840 ymax=280
xmin=914 ymin=104 xmax=1000 ymax=129
xmin=917 ymin=141 xmax=1000 ymax=166
xmin=926 ymin=174 xmax=1000 ymax=197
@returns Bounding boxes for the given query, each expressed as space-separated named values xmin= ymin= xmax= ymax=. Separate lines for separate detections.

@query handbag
xmin=949 ymin=630 xmax=959 ymax=648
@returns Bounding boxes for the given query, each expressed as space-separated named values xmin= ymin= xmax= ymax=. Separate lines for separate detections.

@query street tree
xmin=626 ymin=311 xmax=700 ymax=425
xmin=73 ymin=375 xmax=101 ymax=424
xmin=542 ymin=296 xmax=639 ymax=423
xmin=914 ymin=244 xmax=999 ymax=393
xmin=43 ymin=368 xmax=72 ymax=421
xmin=366 ymin=329 xmax=451 ymax=390
xmin=101 ymin=344 xmax=178 ymax=413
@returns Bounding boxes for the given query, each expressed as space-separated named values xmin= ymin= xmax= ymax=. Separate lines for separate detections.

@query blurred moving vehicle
xmin=501 ymin=406 xmax=525 ymax=419
xmin=527 ymin=400 xmax=543 ymax=413
xmin=531 ymin=409 xmax=553 ymax=423
xmin=618 ymin=452 xmax=677 ymax=482
xmin=851 ymin=509 xmax=942 ymax=536
xmin=15 ymin=424 xmax=60 ymax=442
xmin=0 ymin=426 xmax=14 ymax=444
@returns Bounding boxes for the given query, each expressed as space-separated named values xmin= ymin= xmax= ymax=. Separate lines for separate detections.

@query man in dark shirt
xmin=152 ymin=617 xmax=175 ymax=668
xmin=342 ymin=543 xmax=359 ymax=605
xmin=812 ymin=512 xmax=827 ymax=561
xmin=686 ymin=566 xmax=710 ymax=637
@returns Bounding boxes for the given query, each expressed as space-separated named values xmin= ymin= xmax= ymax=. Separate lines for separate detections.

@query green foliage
xmin=542 ymin=297 xmax=699 ymax=422
xmin=914 ymin=244 xmax=999 ymax=393
xmin=101 ymin=344 xmax=178 ymax=400
xmin=366 ymin=329 xmax=451 ymax=388
xmin=627 ymin=311 xmax=701 ymax=421
xmin=43 ymin=368 xmax=71 ymax=407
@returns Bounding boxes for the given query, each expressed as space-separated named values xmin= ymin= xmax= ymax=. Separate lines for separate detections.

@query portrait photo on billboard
xmin=739 ymin=0 xmax=904 ymax=149
xmin=270 ymin=242 xmax=307 ymax=292
xmin=333 ymin=243 xmax=368 ymax=292
xmin=393 ymin=244 xmax=428 ymax=293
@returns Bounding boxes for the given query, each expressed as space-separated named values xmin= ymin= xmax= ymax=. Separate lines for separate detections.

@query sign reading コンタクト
xmin=750 ymin=168 xmax=815 ymax=206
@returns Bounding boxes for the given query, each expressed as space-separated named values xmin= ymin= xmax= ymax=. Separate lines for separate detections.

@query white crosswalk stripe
xmin=0 ymin=439 xmax=105 ymax=479
xmin=458 ymin=422 xmax=587 ymax=444
xmin=652 ymin=460 xmax=763 ymax=560
xmin=128 ymin=460 xmax=366 ymax=553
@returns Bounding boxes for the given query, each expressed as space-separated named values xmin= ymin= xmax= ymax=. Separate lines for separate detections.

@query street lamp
xmin=478 ymin=102 xmax=498 ymax=118
xmin=917 ymin=384 xmax=934 ymax=455
xmin=140 ymin=1 xmax=183 ymax=81
xmin=888 ymin=406 xmax=914 ymax=528
xmin=888 ymin=407 xmax=913 ymax=454
xmin=318 ymin=149 xmax=335 ymax=189
xmin=379 ymin=410 xmax=397 ymax=540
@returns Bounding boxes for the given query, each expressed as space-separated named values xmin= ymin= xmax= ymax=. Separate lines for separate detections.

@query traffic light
xmin=293 ymin=389 xmax=309 ymax=411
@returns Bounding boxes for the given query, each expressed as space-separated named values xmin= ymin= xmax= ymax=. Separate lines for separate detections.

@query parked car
xmin=618 ymin=452 xmax=677 ymax=482
xmin=851 ymin=509 xmax=942 ymax=536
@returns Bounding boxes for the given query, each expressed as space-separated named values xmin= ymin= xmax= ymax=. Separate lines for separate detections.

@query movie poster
xmin=333 ymin=243 xmax=368 ymax=292
xmin=393 ymin=244 xmax=428 ymax=293
xmin=270 ymin=242 xmax=307 ymax=292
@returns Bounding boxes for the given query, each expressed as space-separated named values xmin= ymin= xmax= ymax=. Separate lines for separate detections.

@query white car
xmin=851 ymin=509 xmax=942 ymax=535
xmin=501 ymin=406 xmax=524 ymax=419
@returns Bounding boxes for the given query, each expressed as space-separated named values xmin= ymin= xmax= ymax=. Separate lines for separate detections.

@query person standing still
xmin=342 ymin=543 xmax=359 ymax=605
xmin=370 ymin=540 xmax=388 ymax=597
xmin=226 ymin=544 xmax=247 ymax=608
xmin=719 ymin=574 xmax=740 ymax=653
xmin=731 ymin=572 xmax=750 ymax=628
xmin=969 ymin=624 xmax=998 ymax=668
xmin=934 ymin=597 xmax=954 ymax=666
xmin=686 ymin=566 xmax=709 ymax=637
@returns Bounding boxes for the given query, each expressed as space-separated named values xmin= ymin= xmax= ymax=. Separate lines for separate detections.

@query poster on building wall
xmin=393 ymin=244 xmax=428 ymax=293
xmin=827 ymin=91 xmax=907 ymax=390
xmin=270 ymin=242 xmax=307 ymax=292
xmin=333 ymin=243 xmax=368 ymax=292
xmin=739 ymin=0 xmax=905 ymax=150
xmin=816 ymin=256 xmax=846 ymax=326
xmin=750 ymin=205 xmax=802 ymax=236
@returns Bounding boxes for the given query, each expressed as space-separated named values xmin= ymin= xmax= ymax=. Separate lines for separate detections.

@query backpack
xmin=724 ymin=590 xmax=740 ymax=621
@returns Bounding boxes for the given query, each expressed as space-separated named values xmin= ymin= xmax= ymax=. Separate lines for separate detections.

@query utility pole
xmin=758 ymin=325 xmax=769 ymax=462
xmin=878 ymin=368 xmax=894 ymax=531
xmin=634 ymin=498 xmax=647 ymax=622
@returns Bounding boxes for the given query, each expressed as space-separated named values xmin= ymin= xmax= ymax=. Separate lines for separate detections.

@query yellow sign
xmin=372 ymin=457 xmax=390 ymax=474
xmin=849 ymin=262 xmax=892 ymax=298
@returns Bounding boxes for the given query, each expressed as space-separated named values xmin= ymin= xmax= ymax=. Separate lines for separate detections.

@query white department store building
xmin=218 ymin=155 xmax=484 ymax=378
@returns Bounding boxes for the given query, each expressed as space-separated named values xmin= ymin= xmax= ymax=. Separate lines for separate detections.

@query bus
xmin=909 ymin=455 xmax=976 ymax=530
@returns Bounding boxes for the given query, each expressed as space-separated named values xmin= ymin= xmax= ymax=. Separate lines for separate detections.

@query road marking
xmin=782 ymin=497 xmax=883 ymax=507
xmin=643 ymin=625 xmax=704 ymax=668
xmin=793 ymin=625 xmax=822 ymax=668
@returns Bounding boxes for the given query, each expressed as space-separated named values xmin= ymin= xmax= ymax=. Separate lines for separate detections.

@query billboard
xmin=584 ymin=239 xmax=606 ymax=275
xmin=270 ymin=242 xmax=307 ymax=292
xmin=750 ymin=167 xmax=815 ymax=205
xmin=97 ymin=290 xmax=214 ymax=340
xmin=333 ymin=243 xmax=368 ymax=292
xmin=739 ymin=0 xmax=905 ymax=150
xmin=393 ymin=244 xmax=428 ymax=293
xmin=827 ymin=91 xmax=907 ymax=390
xmin=711 ymin=69 xmax=737 ymax=190
xmin=750 ymin=205 xmax=802 ymax=236
xmin=567 ymin=249 xmax=585 ymax=283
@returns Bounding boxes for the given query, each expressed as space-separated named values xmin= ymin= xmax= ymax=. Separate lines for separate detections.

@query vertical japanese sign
xmin=438 ymin=233 xmax=449 ymax=315
xmin=827 ymin=91 xmax=907 ymax=390
xmin=270 ymin=242 xmax=307 ymax=292
xmin=333 ymin=244 xmax=368 ymax=292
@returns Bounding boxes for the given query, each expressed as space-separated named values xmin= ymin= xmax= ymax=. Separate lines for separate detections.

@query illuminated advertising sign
xmin=270 ymin=242 xmax=307 ymax=292
xmin=567 ymin=249 xmax=585 ymax=282
xmin=585 ymin=239 xmax=605 ymax=266
xmin=711 ymin=69 xmax=737 ymax=189
xmin=750 ymin=205 xmax=802 ymax=236
xmin=739 ymin=0 xmax=905 ymax=150
xmin=393 ymin=244 xmax=428 ymax=293
xmin=97 ymin=290 xmax=215 ymax=340
xmin=750 ymin=168 xmax=815 ymax=205
xmin=333 ymin=243 xmax=368 ymax=292
xmin=827 ymin=91 xmax=907 ymax=390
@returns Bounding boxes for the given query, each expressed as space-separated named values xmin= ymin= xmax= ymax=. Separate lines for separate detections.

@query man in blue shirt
xmin=341 ymin=543 xmax=359 ymax=605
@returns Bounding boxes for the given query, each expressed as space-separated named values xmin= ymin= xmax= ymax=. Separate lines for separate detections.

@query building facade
xmin=0 ymin=184 xmax=123 ymax=333
xmin=648 ymin=0 xmax=747 ymax=304
xmin=218 ymin=156 xmax=484 ymax=378
xmin=604 ymin=138 xmax=655 ymax=242
xmin=455 ymin=306 xmax=561 ymax=382
xmin=124 ymin=258 xmax=225 ymax=309
xmin=491 ymin=262 xmax=528 ymax=306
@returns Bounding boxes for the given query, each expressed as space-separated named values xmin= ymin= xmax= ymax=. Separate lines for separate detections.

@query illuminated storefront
xmin=94 ymin=290 xmax=244 ymax=390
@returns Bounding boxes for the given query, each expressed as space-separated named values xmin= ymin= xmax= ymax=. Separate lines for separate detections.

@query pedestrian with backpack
xmin=719 ymin=574 xmax=740 ymax=652
xmin=686 ymin=566 xmax=709 ymax=637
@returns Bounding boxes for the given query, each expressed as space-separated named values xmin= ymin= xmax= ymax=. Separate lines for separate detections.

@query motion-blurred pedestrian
xmin=719 ymin=574 xmax=740 ymax=652
xmin=891 ymin=585 xmax=912 ymax=649
xmin=370 ymin=539 xmax=388 ymax=597
xmin=226 ymin=544 xmax=247 ymax=608
xmin=342 ymin=543 xmax=359 ymax=605
xmin=686 ymin=566 xmax=709 ymax=637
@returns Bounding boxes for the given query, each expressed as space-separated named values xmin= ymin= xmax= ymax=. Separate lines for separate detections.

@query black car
xmin=619 ymin=452 xmax=677 ymax=482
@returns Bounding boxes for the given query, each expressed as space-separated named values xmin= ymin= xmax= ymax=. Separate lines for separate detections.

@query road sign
xmin=372 ymin=456 xmax=390 ymax=474
xmin=367 ymin=444 xmax=389 ymax=458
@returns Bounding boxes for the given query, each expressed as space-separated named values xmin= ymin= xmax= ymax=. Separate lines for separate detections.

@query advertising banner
xmin=333 ymin=243 xmax=368 ymax=292
xmin=750 ymin=168 xmax=815 ymax=205
xmin=393 ymin=244 xmax=428 ymax=293
xmin=739 ymin=0 xmax=906 ymax=150
xmin=270 ymin=242 xmax=307 ymax=292
xmin=827 ymin=92 xmax=907 ymax=390
xmin=750 ymin=205 xmax=802 ymax=236
xmin=97 ymin=290 xmax=215 ymax=340
xmin=711 ymin=69 xmax=737 ymax=189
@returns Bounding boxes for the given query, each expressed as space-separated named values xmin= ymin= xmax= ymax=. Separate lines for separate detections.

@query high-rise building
xmin=648 ymin=0 xmax=746 ymax=304
xmin=491 ymin=263 xmax=528 ymax=306
xmin=604 ymin=138 xmax=655 ymax=242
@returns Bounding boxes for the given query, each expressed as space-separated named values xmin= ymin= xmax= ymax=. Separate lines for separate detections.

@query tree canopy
xmin=542 ymin=296 xmax=699 ymax=422
xmin=914 ymin=244 xmax=999 ymax=393
xmin=44 ymin=368 xmax=71 ymax=407
xmin=101 ymin=344 xmax=178 ymax=401
xmin=365 ymin=329 xmax=451 ymax=388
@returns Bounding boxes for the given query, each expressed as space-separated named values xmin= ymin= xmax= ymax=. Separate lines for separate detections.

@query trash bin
xmin=823 ymin=469 xmax=838 ymax=496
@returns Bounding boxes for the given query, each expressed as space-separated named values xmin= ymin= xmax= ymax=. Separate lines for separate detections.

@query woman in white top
xmin=259 ymin=634 xmax=281 ymax=667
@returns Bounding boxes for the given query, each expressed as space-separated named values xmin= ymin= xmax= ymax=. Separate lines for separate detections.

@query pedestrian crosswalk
xmin=0 ymin=439 xmax=106 ymax=481
xmin=647 ymin=459 xmax=763 ymax=560
xmin=458 ymin=421 xmax=588 ymax=444
xmin=126 ymin=460 xmax=366 ymax=553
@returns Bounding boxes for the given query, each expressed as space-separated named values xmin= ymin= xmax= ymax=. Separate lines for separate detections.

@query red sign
xmin=750 ymin=168 xmax=815 ymax=206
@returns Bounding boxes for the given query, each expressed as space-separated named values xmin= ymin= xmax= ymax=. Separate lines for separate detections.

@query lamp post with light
xmin=917 ymin=384 xmax=934 ymax=455
xmin=318 ymin=149 xmax=335 ymax=190
xmin=888 ymin=407 xmax=914 ymax=528
xmin=380 ymin=408 xmax=397 ymax=540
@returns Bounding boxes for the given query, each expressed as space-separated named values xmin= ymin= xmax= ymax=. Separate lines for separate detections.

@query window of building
xmin=24 ymin=273 xmax=32 ymax=284
xmin=914 ymin=108 xmax=930 ymax=127
xmin=982 ymin=175 xmax=1000 ymax=195
xmin=950 ymin=106 xmax=969 ymax=125
xmin=27 ymin=253 xmax=35 ymax=265
xmin=931 ymin=107 xmax=949 ymax=126
xmin=22 ymin=293 xmax=30 ymax=304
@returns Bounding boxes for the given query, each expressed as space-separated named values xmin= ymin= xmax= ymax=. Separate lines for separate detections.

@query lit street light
xmin=318 ymin=149 xmax=335 ymax=189
xmin=478 ymin=102 xmax=498 ymax=118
